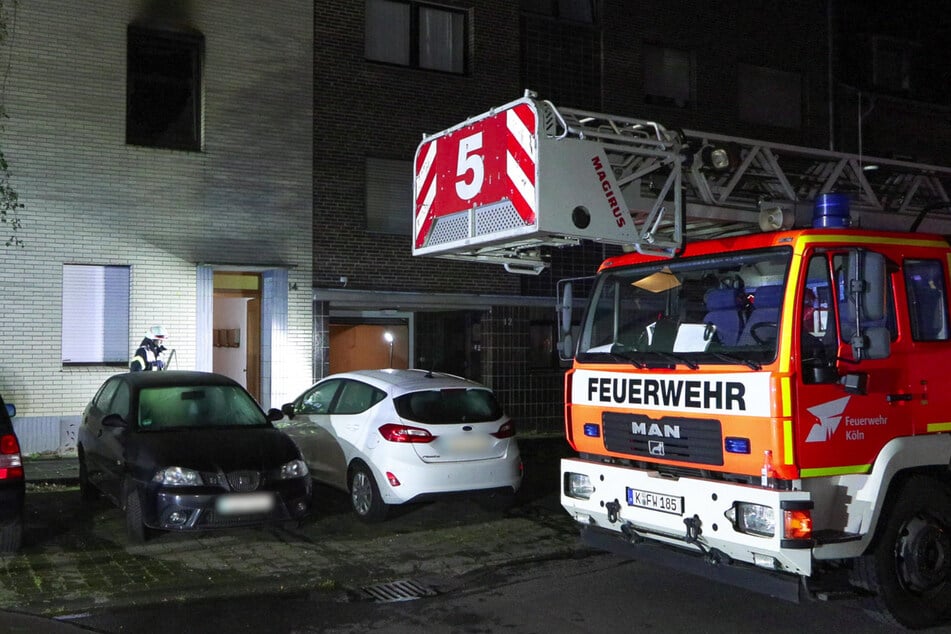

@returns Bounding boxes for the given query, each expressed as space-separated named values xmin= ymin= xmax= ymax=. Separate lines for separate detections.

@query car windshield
xmin=394 ymin=388 xmax=503 ymax=424
xmin=136 ymin=385 xmax=267 ymax=431
xmin=578 ymin=247 xmax=792 ymax=365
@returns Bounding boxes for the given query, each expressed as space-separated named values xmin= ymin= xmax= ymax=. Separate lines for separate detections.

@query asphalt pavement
xmin=1 ymin=437 xmax=582 ymax=632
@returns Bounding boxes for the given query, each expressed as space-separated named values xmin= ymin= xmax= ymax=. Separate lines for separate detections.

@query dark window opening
xmin=127 ymin=26 xmax=203 ymax=151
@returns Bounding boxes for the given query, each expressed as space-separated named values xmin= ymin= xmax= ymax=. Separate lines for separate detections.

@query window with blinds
xmin=366 ymin=157 xmax=412 ymax=235
xmin=62 ymin=264 xmax=131 ymax=365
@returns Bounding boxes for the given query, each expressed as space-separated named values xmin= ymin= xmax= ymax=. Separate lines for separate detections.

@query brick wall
xmin=0 ymin=0 xmax=314 ymax=448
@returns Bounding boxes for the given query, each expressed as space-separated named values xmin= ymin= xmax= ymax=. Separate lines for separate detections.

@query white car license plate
xmin=216 ymin=493 xmax=274 ymax=515
xmin=444 ymin=435 xmax=490 ymax=453
xmin=626 ymin=487 xmax=683 ymax=515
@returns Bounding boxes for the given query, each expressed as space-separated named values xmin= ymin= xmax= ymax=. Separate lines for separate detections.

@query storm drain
xmin=356 ymin=579 xmax=439 ymax=603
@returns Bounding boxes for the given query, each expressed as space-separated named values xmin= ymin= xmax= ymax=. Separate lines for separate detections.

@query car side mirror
xmin=281 ymin=403 xmax=296 ymax=419
xmin=267 ymin=408 xmax=284 ymax=422
xmin=102 ymin=414 xmax=128 ymax=428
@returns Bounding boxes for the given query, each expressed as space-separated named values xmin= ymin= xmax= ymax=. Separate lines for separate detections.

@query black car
xmin=0 ymin=393 xmax=25 ymax=552
xmin=78 ymin=371 xmax=312 ymax=542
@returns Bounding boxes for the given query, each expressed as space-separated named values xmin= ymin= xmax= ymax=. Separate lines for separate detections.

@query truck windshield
xmin=578 ymin=247 xmax=792 ymax=366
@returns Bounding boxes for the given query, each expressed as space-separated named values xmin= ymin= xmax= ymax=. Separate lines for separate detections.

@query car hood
xmin=126 ymin=427 xmax=301 ymax=474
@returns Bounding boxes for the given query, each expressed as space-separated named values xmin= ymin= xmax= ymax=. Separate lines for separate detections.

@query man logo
xmin=649 ymin=440 xmax=666 ymax=456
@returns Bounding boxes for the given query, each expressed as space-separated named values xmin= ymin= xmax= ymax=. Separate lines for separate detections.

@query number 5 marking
xmin=455 ymin=132 xmax=484 ymax=201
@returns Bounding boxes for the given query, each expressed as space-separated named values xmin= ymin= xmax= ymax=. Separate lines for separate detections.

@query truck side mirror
xmin=847 ymin=250 xmax=889 ymax=360
xmin=557 ymin=280 xmax=575 ymax=360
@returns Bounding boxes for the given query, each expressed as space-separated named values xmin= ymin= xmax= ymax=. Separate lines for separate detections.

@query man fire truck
xmin=413 ymin=93 xmax=951 ymax=628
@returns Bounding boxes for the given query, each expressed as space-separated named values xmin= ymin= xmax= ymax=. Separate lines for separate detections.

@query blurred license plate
xmin=216 ymin=493 xmax=274 ymax=515
xmin=444 ymin=435 xmax=489 ymax=452
xmin=626 ymin=488 xmax=683 ymax=515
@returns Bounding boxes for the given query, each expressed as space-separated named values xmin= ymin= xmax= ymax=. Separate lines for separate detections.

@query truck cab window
xmin=904 ymin=259 xmax=949 ymax=341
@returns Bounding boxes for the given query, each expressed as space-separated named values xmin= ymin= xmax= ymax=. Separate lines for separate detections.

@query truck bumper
xmin=561 ymin=457 xmax=814 ymax=577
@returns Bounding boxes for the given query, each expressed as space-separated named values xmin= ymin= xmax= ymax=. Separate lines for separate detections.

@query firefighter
xmin=130 ymin=326 xmax=169 ymax=372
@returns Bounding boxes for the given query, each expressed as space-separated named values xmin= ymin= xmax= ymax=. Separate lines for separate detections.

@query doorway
xmin=329 ymin=319 xmax=409 ymax=374
xmin=213 ymin=272 xmax=262 ymax=401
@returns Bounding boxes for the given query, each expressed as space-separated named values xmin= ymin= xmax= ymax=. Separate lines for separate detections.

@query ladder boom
xmin=412 ymin=93 xmax=951 ymax=271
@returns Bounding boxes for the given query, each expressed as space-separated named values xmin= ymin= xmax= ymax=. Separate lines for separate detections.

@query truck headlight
xmin=565 ymin=472 xmax=595 ymax=500
xmin=725 ymin=502 xmax=775 ymax=537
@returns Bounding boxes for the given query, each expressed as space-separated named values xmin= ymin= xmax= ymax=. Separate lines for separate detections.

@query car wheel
xmin=0 ymin=517 xmax=22 ymax=553
xmin=78 ymin=448 xmax=99 ymax=502
xmin=349 ymin=463 xmax=388 ymax=523
xmin=852 ymin=475 xmax=951 ymax=629
xmin=125 ymin=486 xmax=152 ymax=543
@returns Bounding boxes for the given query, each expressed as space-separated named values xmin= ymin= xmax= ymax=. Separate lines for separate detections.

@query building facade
xmin=0 ymin=1 xmax=315 ymax=453
xmin=314 ymin=0 xmax=951 ymax=434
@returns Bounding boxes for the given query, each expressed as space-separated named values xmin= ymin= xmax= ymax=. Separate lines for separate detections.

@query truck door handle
xmin=886 ymin=393 xmax=913 ymax=402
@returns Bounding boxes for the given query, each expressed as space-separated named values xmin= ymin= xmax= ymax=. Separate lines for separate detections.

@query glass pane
xmin=905 ymin=259 xmax=948 ymax=340
xmin=365 ymin=0 xmax=410 ymax=65
xmin=419 ymin=7 xmax=464 ymax=73
xmin=62 ymin=265 xmax=130 ymax=364
xmin=395 ymin=388 xmax=503 ymax=424
xmin=137 ymin=385 xmax=265 ymax=430
xmin=644 ymin=45 xmax=692 ymax=107
xmin=366 ymin=157 xmax=413 ymax=235
xmin=737 ymin=64 xmax=801 ymax=128
xmin=579 ymin=249 xmax=792 ymax=364
xmin=558 ymin=0 xmax=593 ymax=23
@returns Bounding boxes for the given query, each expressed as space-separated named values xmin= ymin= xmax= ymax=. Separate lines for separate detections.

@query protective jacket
xmin=129 ymin=339 xmax=166 ymax=372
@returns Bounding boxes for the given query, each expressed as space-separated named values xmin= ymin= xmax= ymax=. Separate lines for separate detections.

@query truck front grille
xmin=602 ymin=412 xmax=723 ymax=466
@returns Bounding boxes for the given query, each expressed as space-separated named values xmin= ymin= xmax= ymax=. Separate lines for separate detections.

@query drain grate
xmin=357 ymin=579 xmax=438 ymax=603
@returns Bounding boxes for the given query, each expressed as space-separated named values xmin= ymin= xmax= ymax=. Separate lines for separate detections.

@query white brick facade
xmin=0 ymin=1 xmax=314 ymax=453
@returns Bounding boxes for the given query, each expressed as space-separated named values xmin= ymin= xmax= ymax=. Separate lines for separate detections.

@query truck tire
xmin=852 ymin=475 xmax=951 ymax=629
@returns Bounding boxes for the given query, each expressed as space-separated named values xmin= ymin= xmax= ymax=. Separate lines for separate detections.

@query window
xmin=365 ymin=0 xmax=466 ymax=74
xmin=366 ymin=157 xmax=412 ymax=235
xmin=873 ymin=36 xmax=912 ymax=93
xmin=737 ymin=64 xmax=801 ymax=129
xmin=333 ymin=381 xmax=386 ymax=415
xmin=520 ymin=0 xmax=594 ymax=23
xmin=62 ymin=265 xmax=130 ymax=365
xmin=643 ymin=44 xmax=694 ymax=108
xmin=297 ymin=379 xmax=342 ymax=415
xmin=127 ymin=26 xmax=203 ymax=150
xmin=904 ymin=260 xmax=948 ymax=341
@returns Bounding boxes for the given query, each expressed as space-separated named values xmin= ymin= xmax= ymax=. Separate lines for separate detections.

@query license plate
xmin=444 ymin=435 xmax=490 ymax=453
xmin=626 ymin=487 xmax=683 ymax=515
xmin=215 ymin=493 xmax=274 ymax=515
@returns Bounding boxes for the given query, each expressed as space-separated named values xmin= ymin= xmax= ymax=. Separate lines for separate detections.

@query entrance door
xmin=213 ymin=273 xmax=262 ymax=401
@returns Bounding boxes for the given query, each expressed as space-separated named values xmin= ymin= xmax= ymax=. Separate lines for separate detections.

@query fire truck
xmin=413 ymin=92 xmax=951 ymax=629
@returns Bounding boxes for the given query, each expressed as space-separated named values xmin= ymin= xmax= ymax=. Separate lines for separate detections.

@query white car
xmin=279 ymin=369 xmax=522 ymax=522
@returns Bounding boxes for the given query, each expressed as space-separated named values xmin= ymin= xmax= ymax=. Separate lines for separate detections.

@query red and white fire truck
xmin=413 ymin=92 xmax=951 ymax=629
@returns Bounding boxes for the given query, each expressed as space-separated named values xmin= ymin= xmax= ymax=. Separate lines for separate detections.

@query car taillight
xmin=492 ymin=421 xmax=516 ymax=439
xmin=378 ymin=423 xmax=435 ymax=443
xmin=0 ymin=434 xmax=23 ymax=480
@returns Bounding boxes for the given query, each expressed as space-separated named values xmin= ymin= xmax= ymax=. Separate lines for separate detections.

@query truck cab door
xmin=794 ymin=249 xmax=911 ymax=475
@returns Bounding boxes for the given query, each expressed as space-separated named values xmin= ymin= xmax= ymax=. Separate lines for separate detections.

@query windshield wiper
xmin=647 ymin=350 xmax=699 ymax=370
xmin=606 ymin=346 xmax=646 ymax=368
xmin=708 ymin=351 xmax=762 ymax=371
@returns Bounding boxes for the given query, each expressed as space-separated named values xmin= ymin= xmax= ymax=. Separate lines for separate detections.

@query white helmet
xmin=145 ymin=325 xmax=168 ymax=343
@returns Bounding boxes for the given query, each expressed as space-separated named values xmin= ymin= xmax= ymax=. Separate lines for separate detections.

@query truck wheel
xmin=852 ymin=475 xmax=951 ymax=629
